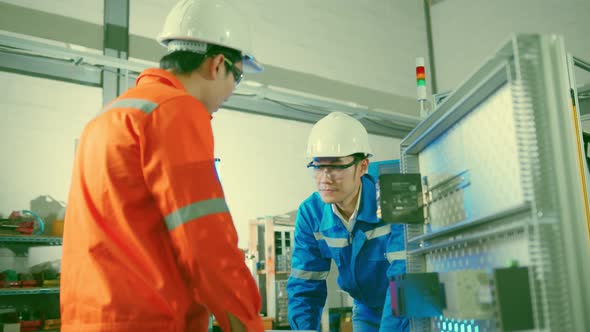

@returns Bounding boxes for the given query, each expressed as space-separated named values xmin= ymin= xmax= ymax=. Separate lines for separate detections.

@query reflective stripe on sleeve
xmin=165 ymin=198 xmax=229 ymax=231
xmin=103 ymin=98 xmax=159 ymax=114
xmin=314 ymin=232 xmax=348 ymax=248
xmin=324 ymin=237 xmax=349 ymax=248
xmin=385 ymin=250 xmax=407 ymax=263
xmin=365 ymin=225 xmax=391 ymax=240
xmin=290 ymin=268 xmax=329 ymax=281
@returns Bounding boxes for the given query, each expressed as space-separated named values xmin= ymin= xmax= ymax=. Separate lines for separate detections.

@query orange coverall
xmin=60 ymin=68 xmax=263 ymax=332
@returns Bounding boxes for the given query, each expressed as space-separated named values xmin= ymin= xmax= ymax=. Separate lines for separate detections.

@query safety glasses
xmin=224 ymin=57 xmax=243 ymax=86
xmin=306 ymin=159 xmax=360 ymax=171
xmin=307 ymin=159 xmax=360 ymax=179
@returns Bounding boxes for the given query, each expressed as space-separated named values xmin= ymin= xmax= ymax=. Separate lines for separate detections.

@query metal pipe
xmin=423 ymin=0 xmax=438 ymax=94
xmin=574 ymin=56 xmax=590 ymax=72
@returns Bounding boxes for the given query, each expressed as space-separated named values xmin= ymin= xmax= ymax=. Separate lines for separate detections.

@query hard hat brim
xmin=157 ymin=36 xmax=263 ymax=73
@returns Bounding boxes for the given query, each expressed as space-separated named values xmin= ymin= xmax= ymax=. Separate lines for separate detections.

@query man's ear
xmin=359 ymin=159 xmax=369 ymax=174
xmin=208 ymin=54 xmax=225 ymax=80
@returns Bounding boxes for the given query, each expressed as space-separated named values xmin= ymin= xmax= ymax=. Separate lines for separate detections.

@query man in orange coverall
xmin=60 ymin=1 xmax=265 ymax=331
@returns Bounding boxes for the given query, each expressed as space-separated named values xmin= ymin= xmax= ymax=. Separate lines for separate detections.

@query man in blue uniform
xmin=287 ymin=112 xmax=408 ymax=332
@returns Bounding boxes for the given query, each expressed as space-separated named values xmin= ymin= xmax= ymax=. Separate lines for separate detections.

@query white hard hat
xmin=306 ymin=112 xmax=373 ymax=158
xmin=157 ymin=0 xmax=263 ymax=73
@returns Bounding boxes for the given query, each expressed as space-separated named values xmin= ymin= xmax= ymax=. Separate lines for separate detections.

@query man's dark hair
xmin=160 ymin=44 xmax=242 ymax=75
xmin=351 ymin=153 xmax=369 ymax=161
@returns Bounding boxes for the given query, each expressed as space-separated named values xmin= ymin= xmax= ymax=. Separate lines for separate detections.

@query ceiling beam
xmin=0 ymin=2 xmax=420 ymax=137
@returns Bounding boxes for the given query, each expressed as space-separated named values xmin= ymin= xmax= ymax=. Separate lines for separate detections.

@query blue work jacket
xmin=287 ymin=174 xmax=406 ymax=331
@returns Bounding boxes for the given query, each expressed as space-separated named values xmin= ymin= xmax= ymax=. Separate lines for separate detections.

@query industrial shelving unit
xmin=0 ymin=235 xmax=62 ymax=330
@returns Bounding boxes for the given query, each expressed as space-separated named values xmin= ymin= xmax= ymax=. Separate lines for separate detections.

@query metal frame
xmin=423 ymin=0 xmax=438 ymax=94
xmin=401 ymin=34 xmax=590 ymax=331
xmin=0 ymin=235 xmax=62 ymax=257
xmin=102 ymin=0 xmax=130 ymax=105
xmin=0 ymin=287 xmax=60 ymax=296
xmin=0 ymin=236 xmax=62 ymax=246
xmin=573 ymin=56 xmax=590 ymax=73
xmin=0 ymin=31 xmax=419 ymax=138
xmin=569 ymin=56 xmax=590 ymax=118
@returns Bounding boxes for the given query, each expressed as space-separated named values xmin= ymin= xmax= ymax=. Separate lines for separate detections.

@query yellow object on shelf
xmin=261 ymin=316 xmax=273 ymax=330
xmin=42 ymin=279 xmax=60 ymax=287
xmin=43 ymin=317 xmax=61 ymax=330
xmin=52 ymin=219 xmax=64 ymax=237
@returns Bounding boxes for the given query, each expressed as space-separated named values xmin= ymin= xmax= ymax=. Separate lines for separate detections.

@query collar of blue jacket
xmin=319 ymin=174 xmax=380 ymax=232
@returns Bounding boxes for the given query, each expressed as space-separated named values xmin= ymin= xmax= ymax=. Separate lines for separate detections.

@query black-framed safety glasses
xmin=223 ymin=57 xmax=243 ymax=86
xmin=306 ymin=159 xmax=360 ymax=171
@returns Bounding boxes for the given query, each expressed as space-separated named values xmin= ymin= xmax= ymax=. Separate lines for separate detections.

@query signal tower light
xmin=416 ymin=57 xmax=427 ymax=100
xmin=416 ymin=57 xmax=429 ymax=118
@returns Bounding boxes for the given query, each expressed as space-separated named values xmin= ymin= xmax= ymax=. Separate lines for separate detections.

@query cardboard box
xmin=340 ymin=311 xmax=352 ymax=332
xmin=213 ymin=316 xmax=273 ymax=330
xmin=261 ymin=316 xmax=273 ymax=330
xmin=340 ymin=320 xmax=352 ymax=332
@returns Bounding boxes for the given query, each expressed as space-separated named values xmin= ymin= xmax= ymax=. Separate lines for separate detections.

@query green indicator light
xmin=417 ymin=79 xmax=426 ymax=86
xmin=506 ymin=259 xmax=519 ymax=267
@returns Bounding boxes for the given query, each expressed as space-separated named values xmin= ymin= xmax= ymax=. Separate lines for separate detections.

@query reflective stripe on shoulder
xmin=103 ymin=98 xmax=159 ymax=114
xmin=385 ymin=250 xmax=407 ymax=263
xmin=165 ymin=198 xmax=229 ymax=231
xmin=313 ymin=232 xmax=348 ymax=248
xmin=291 ymin=268 xmax=329 ymax=281
xmin=365 ymin=225 xmax=391 ymax=240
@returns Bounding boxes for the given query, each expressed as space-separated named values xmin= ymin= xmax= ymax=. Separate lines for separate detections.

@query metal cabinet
xmin=248 ymin=214 xmax=295 ymax=328
xmin=397 ymin=34 xmax=590 ymax=332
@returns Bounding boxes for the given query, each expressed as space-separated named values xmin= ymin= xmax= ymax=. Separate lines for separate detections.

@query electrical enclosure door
xmin=400 ymin=34 xmax=590 ymax=332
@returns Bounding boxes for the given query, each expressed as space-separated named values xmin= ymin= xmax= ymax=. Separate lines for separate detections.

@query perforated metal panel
xmin=420 ymin=85 xmax=525 ymax=230
xmin=426 ymin=225 xmax=529 ymax=273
